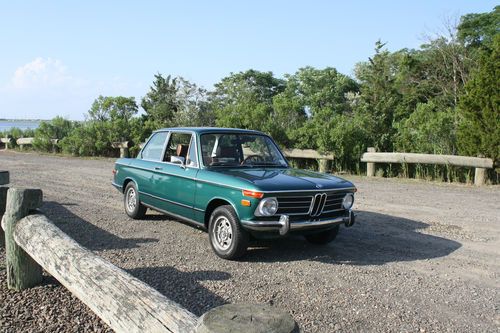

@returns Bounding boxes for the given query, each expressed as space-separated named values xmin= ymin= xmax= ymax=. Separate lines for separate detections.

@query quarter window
xmin=141 ymin=132 xmax=168 ymax=161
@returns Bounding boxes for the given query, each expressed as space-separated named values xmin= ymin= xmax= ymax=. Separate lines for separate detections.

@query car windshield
xmin=200 ymin=133 xmax=288 ymax=168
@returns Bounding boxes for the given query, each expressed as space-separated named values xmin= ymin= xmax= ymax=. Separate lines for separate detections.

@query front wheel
xmin=305 ymin=225 xmax=339 ymax=244
xmin=124 ymin=182 xmax=146 ymax=219
xmin=208 ymin=205 xmax=249 ymax=260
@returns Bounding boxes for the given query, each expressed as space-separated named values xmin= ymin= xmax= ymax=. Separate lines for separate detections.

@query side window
xmin=164 ymin=132 xmax=197 ymax=167
xmin=141 ymin=132 xmax=168 ymax=161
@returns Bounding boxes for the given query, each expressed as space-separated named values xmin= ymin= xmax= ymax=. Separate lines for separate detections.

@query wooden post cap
xmin=0 ymin=171 xmax=9 ymax=185
xmin=196 ymin=303 xmax=297 ymax=333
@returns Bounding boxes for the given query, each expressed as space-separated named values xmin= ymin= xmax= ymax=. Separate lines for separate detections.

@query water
xmin=0 ymin=120 xmax=41 ymax=132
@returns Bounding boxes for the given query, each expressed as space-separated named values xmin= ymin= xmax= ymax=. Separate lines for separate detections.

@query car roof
xmin=154 ymin=127 xmax=267 ymax=135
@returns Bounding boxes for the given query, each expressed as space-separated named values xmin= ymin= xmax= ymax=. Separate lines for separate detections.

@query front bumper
xmin=241 ymin=210 xmax=355 ymax=236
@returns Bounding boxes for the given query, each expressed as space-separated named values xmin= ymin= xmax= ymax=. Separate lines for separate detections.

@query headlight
xmin=255 ymin=197 xmax=278 ymax=216
xmin=342 ymin=193 xmax=354 ymax=209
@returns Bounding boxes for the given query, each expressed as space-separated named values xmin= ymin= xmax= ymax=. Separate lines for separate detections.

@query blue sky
xmin=0 ymin=1 xmax=497 ymax=120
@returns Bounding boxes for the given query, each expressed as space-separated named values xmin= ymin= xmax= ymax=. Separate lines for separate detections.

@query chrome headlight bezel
xmin=342 ymin=193 xmax=354 ymax=209
xmin=254 ymin=197 xmax=279 ymax=216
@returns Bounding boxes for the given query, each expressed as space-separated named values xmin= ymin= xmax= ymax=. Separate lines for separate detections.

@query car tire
xmin=208 ymin=205 xmax=249 ymax=260
xmin=124 ymin=182 xmax=146 ymax=219
xmin=305 ymin=225 xmax=340 ymax=244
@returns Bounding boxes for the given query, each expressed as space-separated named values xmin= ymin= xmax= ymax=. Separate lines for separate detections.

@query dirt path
xmin=1 ymin=150 xmax=499 ymax=332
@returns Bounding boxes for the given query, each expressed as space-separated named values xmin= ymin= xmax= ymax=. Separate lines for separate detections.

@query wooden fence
xmin=0 ymin=172 xmax=296 ymax=333
xmin=361 ymin=147 xmax=494 ymax=185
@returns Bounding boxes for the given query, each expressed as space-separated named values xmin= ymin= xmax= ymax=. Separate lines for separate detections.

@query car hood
xmin=213 ymin=168 xmax=354 ymax=192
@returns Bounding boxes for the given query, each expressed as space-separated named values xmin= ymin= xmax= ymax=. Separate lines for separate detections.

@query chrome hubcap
xmin=213 ymin=216 xmax=233 ymax=251
xmin=126 ymin=188 xmax=136 ymax=212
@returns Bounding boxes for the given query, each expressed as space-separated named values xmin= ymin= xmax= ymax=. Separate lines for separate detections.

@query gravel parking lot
xmin=1 ymin=151 xmax=499 ymax=332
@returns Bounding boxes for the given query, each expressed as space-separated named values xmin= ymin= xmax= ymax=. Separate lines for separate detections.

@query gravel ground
xmin=1 ymin=150 xmax=499 ymax=333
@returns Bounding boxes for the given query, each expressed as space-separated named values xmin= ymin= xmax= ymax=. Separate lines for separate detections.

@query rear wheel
xmin=305 ymin=225 xmax=339 ymax=244
xmin=124 ymin=182 xmax=146 ymax=219
xmin=208 ymin=205 xmax=248 ymax=260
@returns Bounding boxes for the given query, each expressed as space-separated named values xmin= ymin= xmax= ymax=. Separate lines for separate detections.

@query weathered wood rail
xmin=361 ymin=147 xmax=494 ymax=185
xmin=1 ymin=185 xmax=296 ymax=333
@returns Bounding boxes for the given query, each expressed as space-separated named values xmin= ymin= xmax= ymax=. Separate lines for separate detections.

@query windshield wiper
xmin=249 ymin=162 xmax=287 ymax=167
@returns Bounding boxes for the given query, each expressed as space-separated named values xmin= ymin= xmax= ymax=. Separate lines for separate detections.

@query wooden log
xmin=474 ymin=167 xmax=487 ymax=186
xmin=13 ymin=214 xmax=199 ymax=333
xmin=366 ymin=147 xmax=376 ymax=177
xmin=16 ymin=137 xmax=34 ymax=147
xmin=361 ymin=152 xmax=493 ymax=169
xmin=282 ymin=148 xmax=334 ymax=160
xmin=2 ymin=188 xmax=43 ymax=290
xmin=196 ymin=303 xmax=296 ymax=333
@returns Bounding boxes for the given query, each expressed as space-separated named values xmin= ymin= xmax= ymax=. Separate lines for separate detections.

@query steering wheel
xmin=241 ymin=155 xmax=264 ymax=165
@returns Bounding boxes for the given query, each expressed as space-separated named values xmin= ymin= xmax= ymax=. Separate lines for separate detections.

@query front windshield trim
xmin=199 ymin=132 xmax=289 ymax=169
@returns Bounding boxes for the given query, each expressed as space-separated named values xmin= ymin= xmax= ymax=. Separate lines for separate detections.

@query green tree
xmin=33 ymin=116 xmax=75 ymax=152
xmin=141 ymin=74 xmax=179 ymax=127
xmin=457 ymin=34 xmax=500 ymax=164
xmin=458 ymin=6 xmax=500 ymax=49
xmin=210 ymin=69 xmax=286 ymax=136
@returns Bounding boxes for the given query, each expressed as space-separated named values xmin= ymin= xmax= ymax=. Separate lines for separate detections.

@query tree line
xmin=2 ymin=7 xmax=498 ymax=181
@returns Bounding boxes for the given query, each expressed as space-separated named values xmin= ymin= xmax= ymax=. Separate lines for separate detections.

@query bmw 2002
xmin=113 ymin=127 xmax=356 ymax=259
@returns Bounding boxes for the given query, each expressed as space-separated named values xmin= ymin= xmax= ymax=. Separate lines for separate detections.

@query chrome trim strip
xmin=241 ymin=214 xmax=350 ymax=232
xmin=138 ymin=191 xmax=205 ymax=212
xmin=142 ymin=202 xmax=204 ymax=228
xmin=126 ymin=164 xmax=198 ymax=181
xmin=262 ymin=187 xmax=356 ymax=193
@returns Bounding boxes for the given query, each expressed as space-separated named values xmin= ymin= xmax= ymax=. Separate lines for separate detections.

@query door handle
xmin=154 ymin=167 xmax=162 ymax=170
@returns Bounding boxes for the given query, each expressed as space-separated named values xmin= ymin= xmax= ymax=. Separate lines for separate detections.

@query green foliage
xmin=458 ymin=6 xmax=500 ymax=48
xmin=395 ymin=102 xmax=456 ymax=154
xmin=457 ymin=34 xmax=500 ymax=164
xmin=60 ymin=96 xmax=138 ymax=156
xmin=33 ymin=117 xmax=75 ymax=152
xmin=210 ymin=70 xmax=286 ymax=137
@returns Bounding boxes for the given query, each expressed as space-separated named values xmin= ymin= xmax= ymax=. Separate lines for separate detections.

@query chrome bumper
xmin=241 ymin=210 xmax=355 ymax=236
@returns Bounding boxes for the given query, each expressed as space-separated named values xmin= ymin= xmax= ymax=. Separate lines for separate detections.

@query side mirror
xmin=170 ymin=156 xmax=186 ymax=166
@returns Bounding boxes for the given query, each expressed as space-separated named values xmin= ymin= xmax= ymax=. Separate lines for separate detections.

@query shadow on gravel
xmin=243 ymin=210 xmax=462 ymax=265
xmin=127 ymin=266 xmax=230 ymax=316
xmin=40 ymin=201 xmax=158 ymax=250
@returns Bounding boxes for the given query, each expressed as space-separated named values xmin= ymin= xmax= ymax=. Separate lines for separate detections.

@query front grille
xmin=276 ymin=191 xmax=348 ymax=217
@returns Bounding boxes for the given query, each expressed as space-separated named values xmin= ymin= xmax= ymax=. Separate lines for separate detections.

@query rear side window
xmin=141 ymin=132 xmax=168 ymax=161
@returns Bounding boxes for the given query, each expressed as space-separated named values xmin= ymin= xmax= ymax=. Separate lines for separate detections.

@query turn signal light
xmin=242 ymin=190 xmax=264 ymax=199
xmin=241 ymin=199 xmax=251 ymax=207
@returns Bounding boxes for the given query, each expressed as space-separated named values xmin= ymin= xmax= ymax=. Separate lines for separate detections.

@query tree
xmin=210 ymin=69 xmax=286 ymax=136
xmin=33 ymin=116 xmax=75 ymax=152
xmin=141 ymin=74 xmax=179 ymax=127
xmin=458 ymin=6 xmax=500 ymax=49
xmin=457 ymin=34 xmax=500 ymax=164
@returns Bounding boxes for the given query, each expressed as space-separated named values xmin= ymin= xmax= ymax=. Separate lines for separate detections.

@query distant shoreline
xmin=0 ymin=119 xmax=48 ymax=122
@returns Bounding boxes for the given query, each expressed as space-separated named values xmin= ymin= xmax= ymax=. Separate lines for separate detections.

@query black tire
xmin=124 ymin=182 xmax=146 ymax=219
xmin=208 ymin=205 xmax=249 ymax=260
xmin=305 ymin=225 xmax=340 ymax=244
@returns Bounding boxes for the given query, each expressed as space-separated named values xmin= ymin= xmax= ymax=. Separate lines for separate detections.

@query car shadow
xmin=40 ymin=201 xmax=158 ymax=251
xmin=126 ymin=266 xmax=230 ymax=316
xmin=243 ymin=210 xmax=462 ymax=265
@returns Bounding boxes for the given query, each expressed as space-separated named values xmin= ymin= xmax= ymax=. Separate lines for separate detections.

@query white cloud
xmin=10 ymin=57 xmax=84 ymax=90
xmin=0 ymin=58 xmax=145 ymax=120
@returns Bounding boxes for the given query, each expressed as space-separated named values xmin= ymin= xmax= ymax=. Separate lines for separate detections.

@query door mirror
xmin=170 ymin=156 xmax=185 ymax=165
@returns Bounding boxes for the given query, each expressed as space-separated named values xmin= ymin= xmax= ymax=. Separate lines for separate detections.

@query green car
xmin=113 ymin=127 xmax=356 ymax=259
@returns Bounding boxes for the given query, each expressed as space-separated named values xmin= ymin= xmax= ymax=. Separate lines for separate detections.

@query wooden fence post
xmin=366 ymin=147 xmax=376 ymax=177
xmin=0 ymin=171 xmax=9 ymax=247
xmin=2 ymin=188 xmax=43 ymax=290
xmin=196 ymin=303 xmax=297 ymax=333
xmin=474 ymin=167 xmax=487 ymax=186
xmin=318 ymin=159 xmax=330 ymax=173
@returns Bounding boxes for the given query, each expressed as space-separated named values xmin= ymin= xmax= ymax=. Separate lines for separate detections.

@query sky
xmin=0 ymin=1 xmax=497 ymax=120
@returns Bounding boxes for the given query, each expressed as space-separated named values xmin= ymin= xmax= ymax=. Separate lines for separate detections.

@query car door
xmin=133 ymin=131 xmax=169 ymax=207
xmin=149 ymin=131 xmax=199 ymax=221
